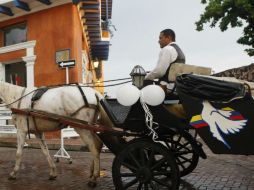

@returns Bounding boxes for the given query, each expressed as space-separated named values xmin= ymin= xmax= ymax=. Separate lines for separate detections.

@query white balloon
xmin=116 ymin=84 xmax=140 ymax=106
xmin=141 ymin=85 xmax=165 ymax=106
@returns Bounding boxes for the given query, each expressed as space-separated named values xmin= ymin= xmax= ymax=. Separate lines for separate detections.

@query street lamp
xmin=93 ymin=60 xmax=99 ymax=68
xmin=130 ymin=65 xmax=146 ymax=89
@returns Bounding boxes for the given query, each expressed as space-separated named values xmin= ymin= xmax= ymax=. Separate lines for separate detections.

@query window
xmin=3 ymin=23 xmax=27 ymax=46
xmin=55 ymin=49 xmax=70 ymax=63
xmin=5 ymin=62 xmax=27 ymax=87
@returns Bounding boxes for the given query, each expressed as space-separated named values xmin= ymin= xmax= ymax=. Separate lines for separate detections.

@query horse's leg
xmin=75 ymin=129 xmax=103 ymax=187
xmin=35 ymin=133 xmax=57 ymax=180
xmin=9 ymin=129 xmax=27 ymax=180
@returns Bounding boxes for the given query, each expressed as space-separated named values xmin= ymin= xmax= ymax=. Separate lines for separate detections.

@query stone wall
xmin=214 ymin=63 xmax=254 ymax=82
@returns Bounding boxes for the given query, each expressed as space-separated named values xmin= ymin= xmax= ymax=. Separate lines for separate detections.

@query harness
xmin=15 ymin=88 xmax=35 ymax=139
xmin=24 ymin=84 xmax=100 ymax=137
xmin=16 ymin=88 xmax=33 ymax=138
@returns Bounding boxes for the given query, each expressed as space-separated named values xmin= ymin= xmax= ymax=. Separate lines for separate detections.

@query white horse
xmin=0 ymin=81 xmax=103 ymax=186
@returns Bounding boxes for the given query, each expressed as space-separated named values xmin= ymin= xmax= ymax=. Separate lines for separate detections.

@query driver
xmin=145 ymin=29 xmax=187 ymax=119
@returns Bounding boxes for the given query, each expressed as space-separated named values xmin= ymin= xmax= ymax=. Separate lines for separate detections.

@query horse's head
xmin=0 ymin=81 xmax=25 ymax=107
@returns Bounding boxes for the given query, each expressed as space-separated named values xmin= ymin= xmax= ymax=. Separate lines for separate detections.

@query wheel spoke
xmin=151 ymin=157 xmax=167 ymax=171
xmin=123 ymin=178 xmax=138 ymax=189
xmin=178 ymin=155 xmax=192 ymax=163
xmin=122 ymin=161 xmax=138 ymax=172
xmin=175 ymin=142 xmax=191 ymax=151
xmin=178 ymin=159 xmax=191 ymax=166
xmin=175 ymin=135 xmax=182 ymax=144
xmin=148 ymin=149 xmax=155 ymax=166
xmin=175 ymin=150 xmax=193 ymax=156
xmin=137 ymin=182 xmax=144 ymax=190
xmin=176 ymin=155 xmax=193 ymax=166
xmin=120 ymin=172 xmax=137 ymax=177
xmin=144 ymin=183 xmax=149 ymax=190
xmin=175 ymin=142 xmax=190 ymax=151
xmin=150 ymin=181 xmax=158 ymax=190
xmin=140 ymin=148 xmax=146 ymax=166
xmin=153 ymin=170 xmax=172 ymax=176
xmin=176 ymin=157 xmax=186 ymax=170
xmin=129 ymin=151 xmax=141 ymax=168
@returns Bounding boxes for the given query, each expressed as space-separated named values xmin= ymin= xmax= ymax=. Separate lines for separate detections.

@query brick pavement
xmin=1 ymin=142 xmax=254 ymax=189
xmin=0 ymin=147 xmax=115 ymax=190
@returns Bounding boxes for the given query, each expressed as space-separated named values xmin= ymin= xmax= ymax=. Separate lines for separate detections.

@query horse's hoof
xmin=87 ymin=181 xmax=97 ymax=188
xmin=8 ymin=175 xmax=16 ymax=180
xmin=49 ymin=176 xmax=57 ymax=180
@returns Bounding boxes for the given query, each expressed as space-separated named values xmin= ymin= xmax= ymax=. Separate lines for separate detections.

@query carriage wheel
xmin=112 ymin=139 xmax=180 ymax=190
xmin=163 ymin=131 xmax=199 ymax=177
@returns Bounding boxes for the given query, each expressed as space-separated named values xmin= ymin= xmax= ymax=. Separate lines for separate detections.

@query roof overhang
xmin=0 ymin=0 xmax=72 ymax=22
xmin=73 ymin=0 xmax=112 ymax=61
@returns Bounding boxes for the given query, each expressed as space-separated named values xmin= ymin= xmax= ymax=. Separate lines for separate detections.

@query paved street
xmin=0 ymin=146 xmax=254 ymax=190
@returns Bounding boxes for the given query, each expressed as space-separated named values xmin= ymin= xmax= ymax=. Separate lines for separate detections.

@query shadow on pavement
xmin=179 ymin=179 xmax=197 ymax=190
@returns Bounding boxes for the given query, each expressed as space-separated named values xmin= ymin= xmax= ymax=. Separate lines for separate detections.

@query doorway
xmin=5 ymin=62 xmax=26 ymax=87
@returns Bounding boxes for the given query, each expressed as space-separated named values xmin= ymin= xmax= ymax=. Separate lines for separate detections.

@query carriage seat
xmin=164 ymin=64 xmax=212 ymax=101
xmin=100 ymin=99 xmax=131 ymax=128
xmin=168 ymin=63 xmax=212 ymax=82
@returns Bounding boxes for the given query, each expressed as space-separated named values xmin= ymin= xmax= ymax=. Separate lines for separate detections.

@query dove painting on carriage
xmin=176 ymin=73 xmax=254 ymax=155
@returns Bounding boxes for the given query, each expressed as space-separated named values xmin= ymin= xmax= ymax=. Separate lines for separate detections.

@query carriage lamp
xmin=130 ymin=65 xmax=146 ymax=89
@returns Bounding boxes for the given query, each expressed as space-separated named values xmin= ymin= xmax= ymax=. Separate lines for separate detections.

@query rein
xmin=0 ymin=89 xmax=37 ymax=107
xmin=0 ymin=77 xmax=131 ymax=108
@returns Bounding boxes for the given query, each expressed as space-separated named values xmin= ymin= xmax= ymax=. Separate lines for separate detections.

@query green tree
xmin=196 ymin=0 xmax=254 ymax=56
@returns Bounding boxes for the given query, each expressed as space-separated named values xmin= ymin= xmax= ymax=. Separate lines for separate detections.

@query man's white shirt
xmin=145 ymin=42 xmax=178 ymax=81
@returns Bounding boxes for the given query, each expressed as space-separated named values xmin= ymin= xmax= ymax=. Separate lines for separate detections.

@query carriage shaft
xmin=11 ymin=108 xmax=117 ymax=133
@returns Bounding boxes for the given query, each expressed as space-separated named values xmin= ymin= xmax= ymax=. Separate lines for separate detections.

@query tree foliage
xmin=196 ymin=0 xmax=254 ymax=56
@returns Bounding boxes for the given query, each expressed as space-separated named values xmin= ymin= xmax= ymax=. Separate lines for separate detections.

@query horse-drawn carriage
xmin=1 ymin=65 xmax=253 ymax=190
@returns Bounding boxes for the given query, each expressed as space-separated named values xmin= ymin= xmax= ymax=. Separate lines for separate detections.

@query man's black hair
xmin=161 ymin=29 xmax=175 ymax=41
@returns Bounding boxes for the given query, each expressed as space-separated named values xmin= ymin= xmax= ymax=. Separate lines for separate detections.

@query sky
xmin=104 ymin=0 xmax=253 ymax=97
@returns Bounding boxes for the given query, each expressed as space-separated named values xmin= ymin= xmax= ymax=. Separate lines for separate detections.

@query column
xmin=22 ymin=55 xmax=36 ymax=87
xmin=0 ymin=63 xmax=5 ymax=81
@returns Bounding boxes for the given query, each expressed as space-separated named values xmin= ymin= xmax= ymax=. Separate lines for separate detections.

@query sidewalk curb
xmin=0 ymin=138 xmax=111 ymax=152
xmin=0 ymin=138 xmax=88 ymax=151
